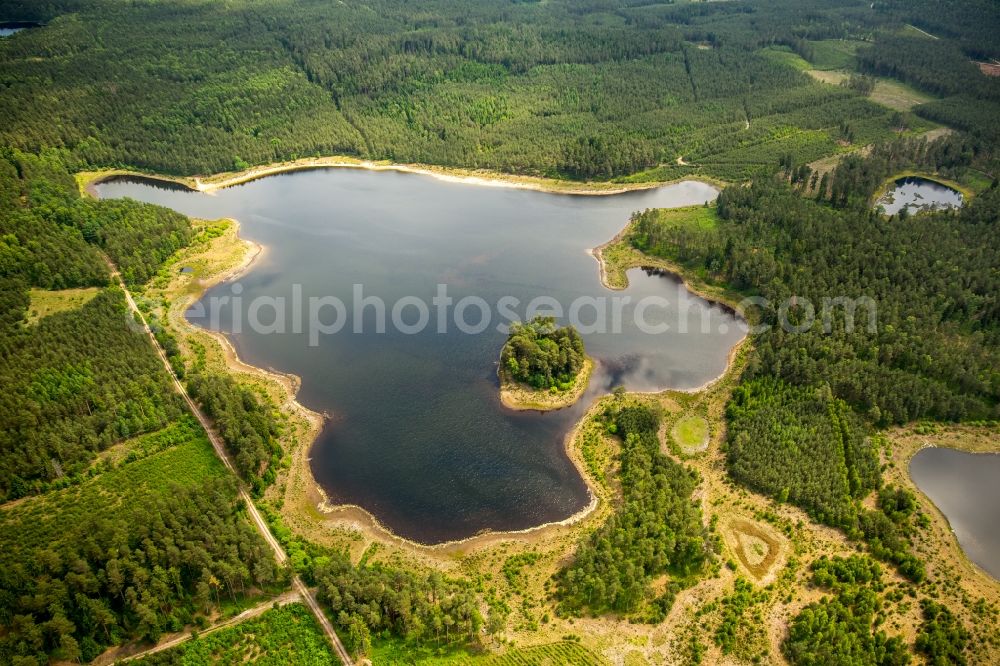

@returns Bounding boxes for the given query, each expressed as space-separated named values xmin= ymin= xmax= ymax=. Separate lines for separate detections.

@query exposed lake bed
xmin=96 ymin=168 xmax=745 ymax=543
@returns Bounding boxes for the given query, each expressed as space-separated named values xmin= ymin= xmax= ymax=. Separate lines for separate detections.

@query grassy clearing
xmin=759 ymin=46 xmax=812 ymax=72
xmin=639 ymin=204 xmax=719 ymax=232
xmin=807 ymin=69 xmax=935 ymax=111
xmin=594 ymin=206 xmax=742 ymax=313
xmin=130 ymin=603 xmax=339 ymax=665
xmin=25 ymin=286 xmax=100 ymax=324
xmin=671 ymin=414 xmax=710 ymax=454
xmin=0 ymin=417 xmax=224 ymax=556
xmin=869 ymin=79 xmax=936 ymax=112
xmin=806 ymin=39 xmax=865 ymax=71
xmin=370 ymin=640 xmax=604 ymax=665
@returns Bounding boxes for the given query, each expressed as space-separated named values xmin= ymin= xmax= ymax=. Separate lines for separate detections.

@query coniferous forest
xmin=2 ymin=0 xmax=989 ymax=180
xmin=0 ymin=0 xmax=999 ymax=664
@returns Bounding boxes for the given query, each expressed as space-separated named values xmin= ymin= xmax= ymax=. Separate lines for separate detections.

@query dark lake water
xmin=910 ymin=447 xmax=1000 ymax=579
xmin=97 ymin=168 xmax=744 ymax=543
xmin=0 ymin=22 xmax=38 ymax=36
xmin=876 ymin=176 xmax=963 ymax=216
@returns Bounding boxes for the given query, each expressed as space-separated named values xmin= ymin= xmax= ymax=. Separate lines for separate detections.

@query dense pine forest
xmin=1 ymin=0 xmax=989 ymax=180
xmin=557 ymin=402 xmax=711 ymax=621
xmin=1 ymin=0 xmax=999 ymax=663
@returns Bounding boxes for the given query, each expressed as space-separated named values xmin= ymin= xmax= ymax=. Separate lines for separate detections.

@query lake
xmin=0 ymin=22 xmax=39 ymax=36
xmin=876 ymin=176 xmax=963 ymax=216
xmin=96 ymin=168 xmax=745 ymax=543
xmin=909 ymin=447 xmax=1000 ymax=579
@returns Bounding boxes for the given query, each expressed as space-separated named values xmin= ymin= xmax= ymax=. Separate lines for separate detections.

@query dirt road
xmin=107 ymin=259 xmax=353 ymax=665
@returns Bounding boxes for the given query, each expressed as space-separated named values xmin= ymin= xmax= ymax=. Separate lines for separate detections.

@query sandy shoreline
xmin=91 ymin=163 xmax=746 ymax=556
xmin=499 ymin=356 xmax=595 ymax=412
xmin=893 ymin=427 xmax=1000 ymax=584
xmin=78 ymin=154 xmax=725 ymax=198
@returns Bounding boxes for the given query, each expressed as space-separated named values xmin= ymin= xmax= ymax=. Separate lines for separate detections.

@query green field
xmin=130 ymin=604 xmax=339 ymax=665
xmin=671 ymin=414 xmax=710 ymax=454
xmin=807 ymin=69 xmax=936 ymax=112
xmin=806 ymin=39 xmax=865 ymax=71
xmin=25 ymin=287 xmax=100 ymax=324
xmin=370 ymin=640 xmax=605 ymax=665
xmin=759 ymin=47 xmax=812 ymax=72
xmin=634 ymin=204 xmax=719 ymax=232
xmin=0 ymin=417 xmax=223 ymax=560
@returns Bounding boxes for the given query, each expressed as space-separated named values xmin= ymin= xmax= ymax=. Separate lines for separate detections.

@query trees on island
xmin=502 ymin=316 xmax=585 ymax=391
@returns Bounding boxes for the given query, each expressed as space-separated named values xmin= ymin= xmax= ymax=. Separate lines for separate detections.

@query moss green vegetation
xmin=714 ymin=578 xmax=770 ymax=660
xmin=0 ymin=418 xmax=224 ymax=544
xmin=25 ymin=286 xmax=99 ymax=324
xmin=805 ymin=39 xmax=864 ymax=71
xmin=785 ymin=556 xmax=910 ymax=665
xmin=0 ymin=149 xmax=291 ymax=664
xmin=1 ymin=0 xmax=999 ymax=663
xmin=727 ymin=378 xmax=879 ymax=528
xmin=857 ymin=33 xmax=1000 ymax=144
xmin=671 ymin=414 xmax=710 ymax=454
xmin=312 ymin=552 xmax=481 ymax=657
xmin=915 ymin=599 xmax=971 ymax=666
xmin=633 ymin=204 xmax=719 ymax=235
xmin=131 ymin=603 xmax=339 ymax=666
xmin=370 ymin=639 xmax=604 ymax=665
xmin=759 ymin=46 xmax=813 ymax=72
xmin=0 ymin=288 xmax=186 ymax=499
xmin=635 ymin=148 xmax=999 ymax=574
xmin=0 ymin=0 xmax=930 ymax=182
xmin=186 ymin=372 xmax=282 ymax=495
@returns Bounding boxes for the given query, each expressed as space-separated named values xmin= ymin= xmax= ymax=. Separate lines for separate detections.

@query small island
xmin=499 ymin=316 xmax=592 ymax=411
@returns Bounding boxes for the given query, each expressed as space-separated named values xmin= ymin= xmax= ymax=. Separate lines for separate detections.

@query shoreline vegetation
xmin=75 ymin=154 xmax=726 ymax=199
xmin=97 ymin=161 xmax=991 ymax=616
xmin=588 ymin=204 xmax=744 ymax=313
xmin=499 ymin=356 xmax=594 ymax=411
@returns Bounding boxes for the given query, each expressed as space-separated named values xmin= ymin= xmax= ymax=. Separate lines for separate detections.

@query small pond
xmin=876 ymin=176 xmax=963 ymax=216
xmin=909 ymin=447 xmax=1000 ymax=579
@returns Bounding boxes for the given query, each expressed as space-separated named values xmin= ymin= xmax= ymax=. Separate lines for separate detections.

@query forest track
xmin=112 ymin=591 xmax=302 ymax=663
xmin=106 ymin=258 xmax=354 ymax=666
